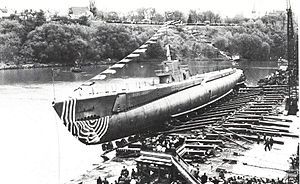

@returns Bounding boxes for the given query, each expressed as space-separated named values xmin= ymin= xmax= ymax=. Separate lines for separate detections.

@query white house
xmin=0 ymin=8 xmax=10 ymax=18
xmin=69 ymin=7 xmax=93 ymax=19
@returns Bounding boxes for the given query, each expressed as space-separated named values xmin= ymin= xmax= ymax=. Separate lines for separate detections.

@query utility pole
xmin=52 ymin=68 xmax=56 ymax=101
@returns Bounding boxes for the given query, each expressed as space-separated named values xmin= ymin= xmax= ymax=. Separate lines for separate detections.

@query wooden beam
xmin=210 ymin=129 xmax=248 ymax=150
xmin=221 ymin=126 xmax=254 ymax=144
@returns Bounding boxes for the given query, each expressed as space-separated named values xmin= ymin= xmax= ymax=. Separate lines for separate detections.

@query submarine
xmin=52 ymin=25 xmax=245 ymax=146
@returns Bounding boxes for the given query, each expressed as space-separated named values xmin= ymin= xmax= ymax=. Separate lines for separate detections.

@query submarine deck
xmin=63 ymin=68 xmax=237 ymax=102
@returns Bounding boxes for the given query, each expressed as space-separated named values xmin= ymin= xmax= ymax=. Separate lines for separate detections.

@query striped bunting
xmin=60 ymin=98 xmax=110 ymax=144
xmin=126 ymin=53 xmax=140 ymax=58
xmin=139 ymin=44 xmax=148 ymax=49
xmin=82 ymin=24 xmax=168 ymax=81
xmin=101 ymin=69 xmax=116 ymax=74
xmin=133 ymin=48 xmax=147 ymax=53
xmin=92 ymin=74 xmax=106 ymax=80
xmin=146 ymin=40 xmax=156 ymax=44
xmin=110 ymin=63 xmax=125 ymax=68
xmin=119 ymin=58 xmax=132 ymax=63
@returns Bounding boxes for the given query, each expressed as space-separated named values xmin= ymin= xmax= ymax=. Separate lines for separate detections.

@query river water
xmin=0 ymin=60 xmax=279 ymax=184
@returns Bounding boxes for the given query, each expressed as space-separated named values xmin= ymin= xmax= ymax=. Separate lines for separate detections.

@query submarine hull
xmin=53 ymin=69 xmax=244 ymax=145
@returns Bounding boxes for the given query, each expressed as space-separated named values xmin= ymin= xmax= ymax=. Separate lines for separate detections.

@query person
xmin=206 ymin=177 xmax=214 ymax=184
xmin=263 ymin=134 xmax=266 ymax=142
xmin=103 ymin=178 xmax=109 ymax=184
xmin=97 ymin=176 xmax=103 ymax=184
xmin=264 ymin=138 xmax=270 ymax=151
xmin=219 ymin=170 xmax=225 ymax=180
xmin=195 ymin=168 xmax=200 ymax=179
xmin=121 ymin=166 xmax=129 ymax=177
xmin=200 ymin=173 xmax=208 ymax=184
xmin=212 ymin=176 xmax=220 ymax=184
xmin=131 ymin=168 xmax=137 ymax=179
xmin=291 ymin=157 xmax=296 ymax=169
xmin=130 ymin=178 xmax=136 ymax=184
xmin=269 ymin=136 xmax=274 ymax=150
xmin=257 ymin=133 xmax=260 ymax=144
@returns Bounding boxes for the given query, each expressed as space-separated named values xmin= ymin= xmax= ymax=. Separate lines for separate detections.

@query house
xmin=0 ymin=8 xmax=10 ymax=18
xmin=69 ymin=7 xmax=93 ymax=19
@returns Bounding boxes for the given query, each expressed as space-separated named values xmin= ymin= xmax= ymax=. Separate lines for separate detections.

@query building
xmin=0 ymin=8 xmax=10 ymax=18
xmin=68 ymin=7 xmax=93 ymax=19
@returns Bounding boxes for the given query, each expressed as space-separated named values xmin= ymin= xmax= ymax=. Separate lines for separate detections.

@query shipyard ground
xmin=66 ymin=120 xmax=299 ymax=184
xmin=196 ymin=115 xmax=299 ymax=179
xmin=66 ymin=93 xmax=299 ymax=184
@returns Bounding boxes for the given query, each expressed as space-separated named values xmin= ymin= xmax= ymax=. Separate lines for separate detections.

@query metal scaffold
xmin=286 ymin=0 xmax=298 ymax=115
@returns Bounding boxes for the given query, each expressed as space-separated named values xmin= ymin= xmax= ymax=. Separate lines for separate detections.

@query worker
xmin=103 ymin=178 xmax=109 ymax=184
xmin=200 ymin=173 xmax=208 ymax=184
xmin=264 ymin=138 xmax=270 ymax=151
xmin=256 ymin=133 xmax=260 ymax=144
xmin=121 ymin=166 xmax=129 ymax=177
xmin=97 ymin=176 xmax=103 ymax=184
xmin=269 ymin=136 xmax=274 ymax=150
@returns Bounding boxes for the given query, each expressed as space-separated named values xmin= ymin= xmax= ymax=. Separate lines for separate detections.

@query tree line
xmin=211 ymin=18 xmax=288 ymax=61
xmin=0 ymin=10 xmax=154 ymax=65
xmin=0 ymin=8 xmax=294 ymax=65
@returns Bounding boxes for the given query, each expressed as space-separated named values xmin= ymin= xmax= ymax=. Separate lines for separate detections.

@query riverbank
xmin=0 ymin=61 xmax=114 ymax=71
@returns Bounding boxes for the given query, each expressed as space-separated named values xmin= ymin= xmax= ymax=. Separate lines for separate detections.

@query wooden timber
xmin=211 ymin=129 xmax=248 ymax=149
xmin=237 ymin=134 xmax=284 ymax=145
xmin=185 ymin=139 xmax=223 ymax=145
xmin=221 ymin=126 xmax=254 ymax=143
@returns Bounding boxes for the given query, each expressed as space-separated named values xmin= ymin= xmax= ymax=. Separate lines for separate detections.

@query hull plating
xmin=53 ymin=69 xmax=244 ymax=144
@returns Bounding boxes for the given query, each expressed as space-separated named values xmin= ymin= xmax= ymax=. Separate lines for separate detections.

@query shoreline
xmin=0 ymin=62 xmax=113 ymax=71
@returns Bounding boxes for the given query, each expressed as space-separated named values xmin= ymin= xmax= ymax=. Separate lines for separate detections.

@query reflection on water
xmin=0 ymin=60 xmax=279 ymax=184
xmin=236 ymin=60 xmax=278 ymax=85
xmin=0 ymin=60 xmax=279 ymax=86
xmin=0 ymin=66 xmax=108 ymax=85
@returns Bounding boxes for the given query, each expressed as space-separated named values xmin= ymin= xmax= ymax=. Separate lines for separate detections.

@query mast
xmin=166 ymin=44 xmax=172 ymax=61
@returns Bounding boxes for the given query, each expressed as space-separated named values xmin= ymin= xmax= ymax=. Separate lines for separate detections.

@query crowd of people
xmin=257 ymin=70 xmax=289 ymax=86
xmin=140 ymin=135 xmax=184 ymax=153
xmin=256 ymin=133 xmax=275 ymax=151
xmin=94 ymin=166 xmax=140 ymax=184
xmin=191 ymin=172 xmax=298 ymax=184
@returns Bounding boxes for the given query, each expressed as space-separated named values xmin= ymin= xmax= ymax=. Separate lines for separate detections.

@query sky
xmin=0 ymin=0 xmax=298 ymax=18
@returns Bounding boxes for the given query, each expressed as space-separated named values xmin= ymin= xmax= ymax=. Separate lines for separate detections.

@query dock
xmin=74 ymin=84 xmax=298 ymax=184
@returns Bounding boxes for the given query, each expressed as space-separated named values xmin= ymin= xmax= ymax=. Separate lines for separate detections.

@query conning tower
xmin=155 ymin=45 xmax=190 ymax=84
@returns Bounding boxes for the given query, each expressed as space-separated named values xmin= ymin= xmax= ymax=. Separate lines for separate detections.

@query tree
xmin=187 ymin=14 xmax=193 ymax=24
xmin=226 ymin=14 xmax=248 ymax=25
xmin=136 ymin=8 xmax=146 ymax=21
xmin=0 ymin=19 xmax=24 ymax=63
xmin=152 ymin=12 xmax=164 ymax=23
xmin=232 ymin=33 xmax=263 ymax=60
xmin=187 ymin=10 xmax=198 ymax=23
xmin=89 ymin=0 xmax=97 ymax=17
xmin=165 ymin=10 xmax=185 ymax=22
xmin=18 ymin=9 xmax=47 ymax=33
xmin=0 ymin=19 xmax=25 ymax=35
xmin=4 ymin=10 xmax=46 ymax=43
xmin=145 ymin=41 xmax=165 ymax=59
xmin=146 ymin=8 xmax=156 ymax=21
xmin=90 ymin=24 xmax=152 ymax=60
xmin=0 ymin=33 xmax=22 ymax=63
xmin=203 ymin=11 xmax=214 ymax=23
xmin=260 ymin=42 xmax=270 ymax=60
xmin=106 ymin=11 xmax=120 ymax=21
xmin=21 ymin=23 xmax=93 ymax=64
xmin=213 ymin=36 xmax=228 ymax=51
